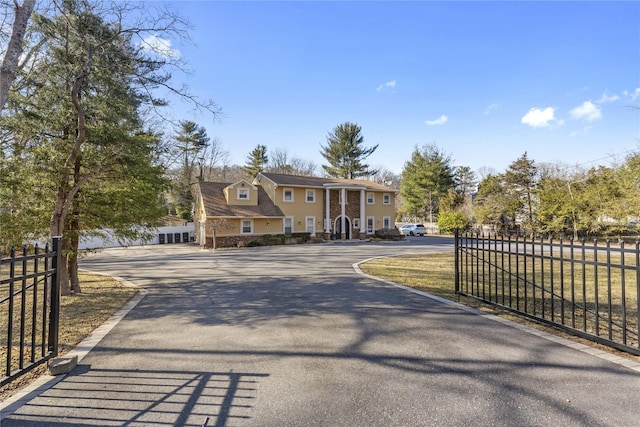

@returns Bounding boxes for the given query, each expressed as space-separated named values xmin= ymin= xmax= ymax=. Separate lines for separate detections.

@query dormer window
xmin=237 ymin=188 xmax=249 ymax=200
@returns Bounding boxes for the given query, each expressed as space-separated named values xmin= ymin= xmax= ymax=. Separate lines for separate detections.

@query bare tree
xmin=266 ymin=147 xmax=317 ymax=176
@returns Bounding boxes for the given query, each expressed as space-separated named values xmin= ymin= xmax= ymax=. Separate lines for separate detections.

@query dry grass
xmin=360 ymin=252 xmax=640 ymax=364
xmin=0 ymin=272 xmax=136 ymax=401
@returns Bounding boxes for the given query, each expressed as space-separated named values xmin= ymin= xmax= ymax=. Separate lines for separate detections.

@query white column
xmin=325 ymin=188 xmax=331 ymax=234
xmin=360 ymin=189 xmax=366 ymax=234
xmin=341 ymin=188 xmax=346 ymax=239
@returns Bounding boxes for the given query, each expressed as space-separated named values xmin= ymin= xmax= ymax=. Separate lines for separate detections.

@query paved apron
xmin=2 ymin=237 xmax=639 ymax=426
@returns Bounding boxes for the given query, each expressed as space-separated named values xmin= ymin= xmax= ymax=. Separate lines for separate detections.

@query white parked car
xmin=398 ymin=224 xmax=426 ymax=236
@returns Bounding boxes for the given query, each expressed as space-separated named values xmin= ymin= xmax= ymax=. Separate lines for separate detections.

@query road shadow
xmin=2 ymin=366 xmax=268 ymax=426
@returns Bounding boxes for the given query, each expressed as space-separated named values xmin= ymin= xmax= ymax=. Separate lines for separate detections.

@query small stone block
xmin=49 ymin=355 xmax=78 ymax=376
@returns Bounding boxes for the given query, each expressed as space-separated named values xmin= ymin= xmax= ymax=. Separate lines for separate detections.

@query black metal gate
xmin=1 ymin=237 xmax=61 ymax=386
xmin=455 ymin=231 xmax=640 ymax=356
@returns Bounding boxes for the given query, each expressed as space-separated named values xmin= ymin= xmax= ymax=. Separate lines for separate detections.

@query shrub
xmin=437 ymin=211 xmax=470 ymax=234
xmin=374 ymin=228 xmax=402 ymax=240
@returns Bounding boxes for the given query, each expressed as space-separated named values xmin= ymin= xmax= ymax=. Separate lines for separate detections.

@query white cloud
xmin=376 ymin=80 xmax=396 ymax=91
xmin=521 ymin=107 xmax=557 ymax=128
xmin=483 ymin=103 xmax=499 ymax=116
xmin=596 ymin=93 xmax=620 ymax=103
xmin=624 ymin=88 xmax=640 ymax=100
xmin=140 ymin=35 xmax=180 ymax=60
xmin=425 ymin=115 xmax=448 ymax=126
xmin=570 ymin=101 xmax=602 ymax=121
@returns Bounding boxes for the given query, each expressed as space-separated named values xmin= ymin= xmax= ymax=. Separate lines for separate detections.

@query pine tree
xmin=172 ymin=121 xmax=210 ymax=220
xmin=244 ymin=144 xmax=268 ymax=179
xmin=320 ymin=122 xmax=378 ymax=179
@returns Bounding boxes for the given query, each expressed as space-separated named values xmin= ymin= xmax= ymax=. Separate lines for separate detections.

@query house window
xmin=383 ymin=216 xmax=391 ymax=229
xmin=383 ymin=193 xmax=391 ymax=205
xmin=241 ymin=220 xmax=253 ymax=234
xmin=306 ymin=189 xmax=315 ymax=203
xmin=367 ymin=216 xmax=375 ymax=234
xmin=367 ymin=192 xmax=375 ymax=204
xmin=283 ymin=188 xmax=294 ymax=202
xmin=237 ymin=188 xmax=249 ymax=200
xmin=305 ymin=216 xmax=315 ymax=234
xmin=284 ymin=217 xmax=293 ymax=234
xmin=354 ymin=218 xmax=360 ymax=229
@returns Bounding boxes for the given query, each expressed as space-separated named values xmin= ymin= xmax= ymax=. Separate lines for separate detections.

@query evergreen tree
xmin=504 ymin=152 xmax=538 ymax=235
xmin=172 ymin=120 xmax=210 ymax=220
xmin=399 ymin=144 xmax=454 ymax=222
xmin=244 ymin=144 xmax=268 ymax=179
xmin=0 ymin=0 xmax=214 ymax=294
xmin=320 ymin=122 xmax=378 ymax=179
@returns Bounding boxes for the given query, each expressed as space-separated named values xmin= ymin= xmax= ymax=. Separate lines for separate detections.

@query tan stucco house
xmin=194 ymin=172 xmax=397 ymax=248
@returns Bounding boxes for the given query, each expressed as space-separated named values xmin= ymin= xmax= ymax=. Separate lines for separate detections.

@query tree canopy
xmin=320 ymin=122 xmax=378 ymax=179
xmin=244 ymin=144 xmax=268 ymax=179
xmin=399 ymin=143 xmax=454 ymax=222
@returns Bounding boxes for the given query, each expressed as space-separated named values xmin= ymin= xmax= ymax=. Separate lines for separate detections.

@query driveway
xmin=2 ymin=237 xmax=640 ymax=426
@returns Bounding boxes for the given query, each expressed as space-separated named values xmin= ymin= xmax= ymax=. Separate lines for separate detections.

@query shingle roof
xmin=259 ymin=172 xmax=396 ymax=192
xmin=198 ymin=182 xmax=285 ymax=218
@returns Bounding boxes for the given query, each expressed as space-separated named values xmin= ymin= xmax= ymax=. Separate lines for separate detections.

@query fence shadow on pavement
xmin=1 ymin=366 xmax=268 ymax=426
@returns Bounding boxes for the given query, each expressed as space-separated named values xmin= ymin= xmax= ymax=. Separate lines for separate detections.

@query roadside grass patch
xmin=0 ymin=272 xmax=136 ymax=401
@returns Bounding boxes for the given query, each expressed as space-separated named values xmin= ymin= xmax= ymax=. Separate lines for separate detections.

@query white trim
xmin=366 ymin=216 xmax=375 ymax=234
xmin=284 ymin=216 xmax=294 ymax=234
xmin=283 ymin=188 xmax=294 ymax=203
xmin=241 ymin=219 xmax=253 ymax=234
xmin=305 ymin=189 xmax=316 ymax=203
xmin=383 ymin=216 xmax=391 ymax=229
xmin=305 ymin=216 xmax=315 ymax=235
xmin=383 ymin=193 xmax=391 ymax=205
xmin=237 ymin=187 xmax=250 ymax=200
xmin=366 ymin=192 xmax=375 ymax=204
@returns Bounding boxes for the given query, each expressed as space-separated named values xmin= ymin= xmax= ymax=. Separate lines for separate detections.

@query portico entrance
xmin=335 ymin=216 xmax=351 ymax=239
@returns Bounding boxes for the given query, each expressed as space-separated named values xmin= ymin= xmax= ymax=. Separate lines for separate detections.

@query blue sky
xmin=158 ymin=1 xmax=640 ymax=176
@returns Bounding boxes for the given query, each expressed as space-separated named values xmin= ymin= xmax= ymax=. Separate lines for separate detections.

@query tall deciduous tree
xmin=266 ymin=147 xmax=317 ymax=176
xmin=399 ymin=143 xmax=454 ymax=222
xmin=244 ymin=144 xmax=268 ymax=179
xmin=320 ymin=122 xmax=378 ymax=179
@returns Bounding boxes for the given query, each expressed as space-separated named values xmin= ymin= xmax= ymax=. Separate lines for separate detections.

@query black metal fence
xmin=1 ymin=237 xmax=61 ymax=386
xmin=454 ymin=231 xmax=640 ymax=356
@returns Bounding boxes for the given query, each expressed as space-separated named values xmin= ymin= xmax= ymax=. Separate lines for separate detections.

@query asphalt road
xmin=2 ymin=237 xmax=640 ymax=426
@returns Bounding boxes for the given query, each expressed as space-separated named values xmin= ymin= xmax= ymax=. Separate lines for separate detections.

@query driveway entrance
xmin=2 ymin=238 xmax=640 ymax=426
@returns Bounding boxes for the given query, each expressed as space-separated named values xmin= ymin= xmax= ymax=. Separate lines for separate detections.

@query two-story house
xmin=194 ymin=172 xmax=397 ymax=248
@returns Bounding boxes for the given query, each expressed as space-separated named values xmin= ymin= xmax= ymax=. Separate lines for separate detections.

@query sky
xmin=154 ymin=1 xmax=640 ymax=176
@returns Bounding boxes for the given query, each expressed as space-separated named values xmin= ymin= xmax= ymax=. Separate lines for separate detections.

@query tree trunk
xmin=0 ymin=0 xmax=35 ymax=112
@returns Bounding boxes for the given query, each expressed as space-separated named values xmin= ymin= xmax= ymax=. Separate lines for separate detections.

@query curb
xmin=0 ymin=273 xmax=145 ymax=418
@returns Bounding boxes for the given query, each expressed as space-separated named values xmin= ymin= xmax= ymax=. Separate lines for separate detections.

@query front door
xmin=335 ymin=216 xmax=351 ymax=239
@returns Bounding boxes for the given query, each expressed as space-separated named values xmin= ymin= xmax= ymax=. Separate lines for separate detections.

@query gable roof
xmin=258 ymin=172 xmax=396 ymax=192
xmin=198 ymin=182 xmax=285 ymax=218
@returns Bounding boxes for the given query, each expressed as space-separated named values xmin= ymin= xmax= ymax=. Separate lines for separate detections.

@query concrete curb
xmin=352 ymin=257 xmax=640 ymax=375
xmin=0 ymin=273 xmax=145 ymax=418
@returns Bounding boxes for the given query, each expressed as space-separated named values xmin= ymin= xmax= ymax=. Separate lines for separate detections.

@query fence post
xmin=454 ymin=229 xmax=459 ymax=296
xmin=47 ymin=236 xmax=62 ymax=356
